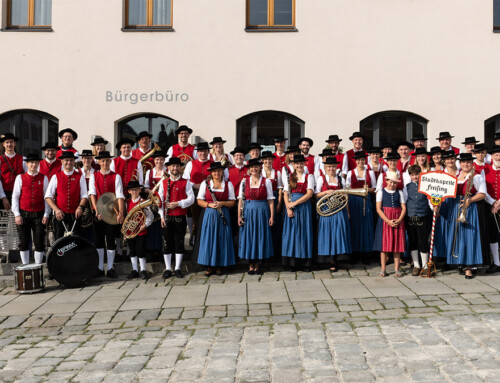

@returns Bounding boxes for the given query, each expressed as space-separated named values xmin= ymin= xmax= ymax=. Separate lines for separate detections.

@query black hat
xmin=166 ymin=157 xmax=182 ymax=166
xmin=135 ymin=131 xmax=153 ymax=141
xmin=297 ymin=137 xmax=313 ymax=147
xmin=489 ymin=145 xmax=500 ymax=155
xmin=208 ymin=162 xmax=225 ymax=171
xmin=429 ymin=146 xmax=443 ymax=155
xmin=80 ymin=149 xmax=95 ymax=157
xmin=58 ymin=128 xmax=78 ymax=140
xmin=91 ymin=137 xmax=108 ymax=146
xmin=457 ymin=153 xmax=475 ymax=161
xmin=0 ymin=133 xmax=19 ymax=143
xmin=247 ymin=142 xmax=263 ymax=151
xmin=175 ymin=125 xmax=193 ymax=135
xmin=494 ymin=132 xmax=500 ymax=141
xmin=152 ymin=150 xmax=167 ymax=158
xmin=260 ymin=151 xmax=274 ymax=159
xmin=461 ymin=136 xmax=479 ymax=145
xmin=196 ymin=142 xmax=211 ymax=151
xmin=325 ymin=135 xmax=342 ymax=143
xmin=349 ymin=132 xmax=365 ymax=141
xmin=115 ymin=137 xmax=135 ymax=150
xmin=209 ymin=137 xmax=226 ymax=145
xmin=25 ymin=153 xmax=42 ymax=162
xmin=323 ymin=157 xmax=340 ymax=165
xmin=397 ymin=141 xmax=414 ymax=150
xmin=385 ymin=152 xmax=401 ymax=161
xmin=230 ymin=146 xmax=246 ymax=155
xmin=58 ymin=151 xmax=78 ymax=160
xmin=41 ymin=142 xmax=58 ymax=150
xmin=290 ymin=154 xmax=306 ymax=163
xmin=95 ymin=151 xmax=113 ymax=160
xmin=472 ymin=143 xmax=487 ymax=152
xmin=274 ymin=137 xmax=288 ymax=143
xmin=411 ymin=133 xmax=427 ymax=142
xmin=285 ymin=145 xmax=300 ymax=154
xmin=411 ymin=147 xmax=429 ymax=156
xmin=437 ymin=131 xmax=454 ymax=140
xmin=247 ymin=158 xmax=262 ymax=167
xmin=318 ymin=148 xmax=334 ymax=157
xmin=381 ymin=143 xmax=394 ymax=150
xmin=367 ymin=147 xmax=382 ymax=154
xmin=127 ymin=180 xmax=142 ymax=190
xmin=353 ymin=151 xmax=367 ymax=160
xmin=442 ymin=150 xmax=457 ymax=159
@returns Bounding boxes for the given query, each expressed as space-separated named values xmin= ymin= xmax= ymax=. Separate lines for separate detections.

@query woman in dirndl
xmin=144 ymin=151 xmax=168 ymax=256
xmin=429 ymin=146 xmax=444 ymax=171
xmin=261 ymin=151 xmax=282 ymax=259
xmin=238 ymin=158 xmax=274 ymax=275
xmin=373 ymin=171 xmax=407 ymax=277
xmin=282 ymin=154 xmax=314 ymax=271
xmin=315 ymin=157 xmax=351 ymax=272
xmin=346 ymin=151 xmax=377 ymax=262
xmin=196 ymin=162 xmax=236 ymax=276
xmin=447 ymin=153 xmax=486 ymax=279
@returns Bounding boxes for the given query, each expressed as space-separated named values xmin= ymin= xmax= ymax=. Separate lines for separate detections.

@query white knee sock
xmin=490 ymin=243 xmax=500 ymax=266
xmin=20 ymin=250 xmax=30 ymax=265
xmin=410 ymin=250 xmax=421 ymax=268
xmin=34 ymin=251 xmax=44 ymax=264
xmin=139 ymin=258 xmax=146 ymax=271
xmin=164 ymin=254 xmax=172 ymax=270
xmin=175 ymin=253 xmax=183 ymax=270
xmin=97 ymin=248 xmax=105 ymax=271
xmin=107 ymin=250 xmax=115 ymax=270
xmin=115 ymin=238 xmax=122 ymax=255
xmin=130 ymin=256 xmax=138 ymax=271
xmin=421 ymin=252 xmax=429 ymax=268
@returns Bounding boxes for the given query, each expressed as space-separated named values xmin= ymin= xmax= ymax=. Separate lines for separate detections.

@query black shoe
xmin=465 ymin=274 xmax=475 ymax=280
xmin=127 ymin=270 xmax=139 ymax=279
xmin=140 ymin=270 xmax=149 ymax=280
xmin=175 ymin=269 xmax=184 ymax=278
xmin=162 ymin=270 xmax=172 ymax=279
xmin=107 ymin=268 xmax=118 ymax=279
xmin=485 ymin=264 xmax=500 ymax=274
xmin=95 ymin=269 xmax=105 ymax=277
xmin=255 ymin=269 xmax=263 ymax=275
xmin=458 ymin=268 xmax=465 ymax=275
xmin=248 ymin=270 xmax=255 ymax=275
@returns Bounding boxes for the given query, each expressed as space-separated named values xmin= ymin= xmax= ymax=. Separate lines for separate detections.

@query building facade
xmin=1 ymin=0 xmax=500 ymax=155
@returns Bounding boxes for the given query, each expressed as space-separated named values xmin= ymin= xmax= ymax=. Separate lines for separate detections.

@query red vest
xmin=381 ymin=171 xmax=404 ymax=190
xmin=205 ymin=182 xmax=230 ymax=202
xmin=228 ymin=165 xmax=247 ymax=193
xmin=263 ymin=170 xmax=279 ymax=192
xmin=171 ymin=144 xmax=195 ymax=161
xmin=148 ymin=170 xmax=164 ymax=189
xmin=245 ymin=178 xmax=268 ymax=200
xmin=346 ymin=149 xmax=367 ymax=172
xmin=273 ymin=153 xmax=287 ymax=171
xmin=20 ymin=173 xmax=45 ymax=212
xmin=485 ymin=165 xmax=500 ymax=201
xmin=291 ymin=181 xmax=308 ymax=194
xmin=55 ymin=171 xmax=82 ymax=213
xmin=113 ymin=156 xmax=139 ymax=194
xmin=0 ymin=154 xmax=24 ymax=192
xmin=127 ymin=198 xmax=147 ymax=236
xmin=334 ymin=152 xmax=345 ymax=167
xmin=350 ymin=169 xmax=375 ymax=189
xmin=56 ymin=146 xmax=77 ymax=159
xmin=190 ymin=159 xmax=213 ymax=184
xmin=321 ymin=174 xmax=342 ymax=192
xmin=39 ymin=159 xmax=61 ymax=181
xmin=163 ymin=178 xmax=188 ymax=216
xmin=91 ymin=160 xmax=101 ymax=171
xmin=397 ymin=159 xmax=411 ymax=173
xmin=304 ymin=155 xmax=316 ymax=175
xmin=94 ymin=171 xmax=117 ymax=198
xmin=474 ymin=162 xmax=488 ymax=174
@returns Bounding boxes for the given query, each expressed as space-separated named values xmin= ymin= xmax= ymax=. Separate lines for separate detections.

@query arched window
xmin=485 ymin=114 xmax=500 ymax=147
xmin=360 ymin=111 xmax=428 ymax=148
xmin=117 ymin=113 xmax=178 ymax=154
xmin=237 ymin=111 xmax=304 ymax=152
xmin=0 ymin=109 xmax=58 ymax=155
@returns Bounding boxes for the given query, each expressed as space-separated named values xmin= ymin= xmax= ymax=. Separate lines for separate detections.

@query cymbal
xmin=96 ymin=192 xmax=119 ymax=225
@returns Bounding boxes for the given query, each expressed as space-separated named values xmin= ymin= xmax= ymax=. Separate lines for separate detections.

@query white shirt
xmin=88 ymin=170 xmax=125 ymax=200
xmin=45 ymin=169 xmax=88 ymax=202
xmin=315 ymin=174 xmax=345 ymax=194
xmin=282 ymin=174 xmax=315 ymax=192
xmin=110 ymin=155 xmax=144 ymax=184
xmin=12 ymin=172 xmax=51 ymax=218
xmin=346 ymin=168 xmax=376 ymax=189
xmin=158 ymin=175 xmax=195 ymax=219
xmin=261 ymin=169 xmax=283 ymax=189
xmin=238 ymin=176 xmax=275 ymax=199
xmin=166 ymin=145 xmax=198 ymax=161
xmin=457 ymin=171 xmax=487 ymax=197
xmin=129 ymin=196 xmax=154 ymax=228
xmin=144 ymin=167 xmax=167 ymax=189
xmin=376 ymin=188 xmax=407 ymax=203
xmin=198 ymin=180 xmax=236 ymax=201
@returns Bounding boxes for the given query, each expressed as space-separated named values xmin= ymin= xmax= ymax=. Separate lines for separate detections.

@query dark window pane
xmin=249 ymin=0 xmax=268 ymax=25
xmin=290 ymin=120 xmax=301 ymax=149
xmin=360 ymin=121 xmax=374 ymax=149
xmin=128 ymin=0 xmax=147 ymax=25
xmin=153 ymin=0 xmax=171 ymax=25
xmin=34 ymin=0 xmax=51 ymax=25
xmin=379 ymin=115 xmax=406 ymax=147
xmin=10 ymin=0 xmax=29 ymax=25
xmin=150 ymin=116 xmax=178 ymax=153
xmin=485 ymin=120 xmax=497 ymax=148
xmin=239 ymin=119 xmax=252 ymax=149
xmin=495 ymin=0 xmax=500 ymax=28
xmin=257 ymin=115 xmax=284 ymax=150
xmin=47 ymin=118 xmax=58 ymax=143
xmin=274 ymin=0 xmax=293 ymax=25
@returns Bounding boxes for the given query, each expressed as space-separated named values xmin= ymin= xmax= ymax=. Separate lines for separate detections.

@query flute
xmin=206 ymin=179 xmax=228 ymax=225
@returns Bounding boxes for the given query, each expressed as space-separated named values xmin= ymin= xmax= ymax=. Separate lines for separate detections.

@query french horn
xmin=316 ymin=185 xmax=368 ymax=217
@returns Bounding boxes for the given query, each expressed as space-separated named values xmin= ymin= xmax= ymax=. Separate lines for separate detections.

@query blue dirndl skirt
xmin=348 ymin=194 xmax=374 ymax=252
xmin=446 ymin=202 xmax=483 ymax=267
xmin=433 ymin=197 xmax=458 ymax=259
xmin=239 ymin=200 xmax=274 ymax=261
xmin=317 ymin=207 xmax=352 ymax=256
xmin=282 ymin=193 xmax=313 ymax=259
xmin=145 ymin=220 xmax=163 ymax=251
xmin=197 ymin=207 xmax=236 ymax=267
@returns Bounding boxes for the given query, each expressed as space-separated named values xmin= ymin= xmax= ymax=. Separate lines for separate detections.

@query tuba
xmin=316 ymin=185 xmax=368 ymax=217
xmin=140 ymin=143 xmax=161 ymax=180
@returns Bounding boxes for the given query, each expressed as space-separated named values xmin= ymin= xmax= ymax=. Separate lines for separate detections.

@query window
xmin=485 ymin=114 xmax=500 ymax=147
xmin=237 ymin=111 xmax=304 ymax=152
xmin=7 ymin=0 xmax=52 ymax=29
xmin=0 ymin=110 xmax=58 ymax=155
xmin=246 ymin=0 xmax=295 ymax=30
xmin=360 ymin=111 xmax=428 ymax=149
xmin=495 ymin=0 xmax=500 ymax=31
xmin=124 ymin=0 xmax=173 ymax=30
xmin=117 ymin=113 xmax=178 ymax=154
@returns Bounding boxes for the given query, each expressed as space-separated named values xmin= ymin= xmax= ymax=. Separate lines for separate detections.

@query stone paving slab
xmin=0 ymin=292 xmax=57 ymax=316
xmin=358 ymin=276 xmax=416 ymax=297
xmin=247 ymin=281 xmax=289 ymax=304
xmin=284 ymin=280 xmax=331 ymax=302
xmin=398 ymin=275 xmax=455 ymax=296
xmin=163 ymin=285 xmax=208 ymax=308
xmin=33 ymin=289 xmax=96 ymax=315
xmin=438 ymin=274 xmax=497 ymax=293
xmin=205 ymin=283 xmax=247 ymax=305
xmin=322 ymin=278 xmax=373 ymax=299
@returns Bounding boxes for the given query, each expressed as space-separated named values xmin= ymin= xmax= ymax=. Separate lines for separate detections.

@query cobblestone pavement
xmin=0 ymin=264 xmax=499 ymax=382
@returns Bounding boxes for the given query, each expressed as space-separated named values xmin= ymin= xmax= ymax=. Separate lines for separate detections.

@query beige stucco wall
xmin=0 ymin=0 xmax=499 ymax=152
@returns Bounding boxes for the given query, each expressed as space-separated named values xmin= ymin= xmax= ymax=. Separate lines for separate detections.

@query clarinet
xmin=284 ymin=166 xmax=293 ymax=206
xmin=164 ymin=178 xmax=171 ymax=217
xmin=240 ymin=178 xmax=246 ymax=224
xmin=206 ymin=179 xmax=228 ymax=225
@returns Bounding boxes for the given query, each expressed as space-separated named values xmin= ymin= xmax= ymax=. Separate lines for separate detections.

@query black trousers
xmin=94 ymin=219 xmax=118 ymax=250
xmin=53 ymin=213 xmax=81 ymax=241
xmin=128 ymin=235 xmax=147 ymax=258
xmin=162 ymin=215 xmax=187 ymax=254
xmin=17 ymin=210 xmax=45 ymax=252
xmin=406 ymin=215 xmax=431 ymax=253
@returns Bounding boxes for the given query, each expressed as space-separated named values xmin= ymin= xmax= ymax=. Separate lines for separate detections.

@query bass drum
xmin=47 ymin=235 xmax=98 ymax=288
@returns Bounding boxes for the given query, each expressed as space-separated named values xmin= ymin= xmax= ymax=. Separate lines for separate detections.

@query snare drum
xmin=14 ymin=264 xmax=45 ymax=294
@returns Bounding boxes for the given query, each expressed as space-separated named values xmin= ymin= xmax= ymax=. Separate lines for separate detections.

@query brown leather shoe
xmin=411 ymin=267 xmax=421 ymax=276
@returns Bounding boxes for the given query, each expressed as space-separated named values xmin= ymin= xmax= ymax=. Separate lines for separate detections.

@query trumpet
xmin=140 ymin=143 xmax=161 ymax=180
xmin=316 ymin=186 xmax=368 ymax=217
